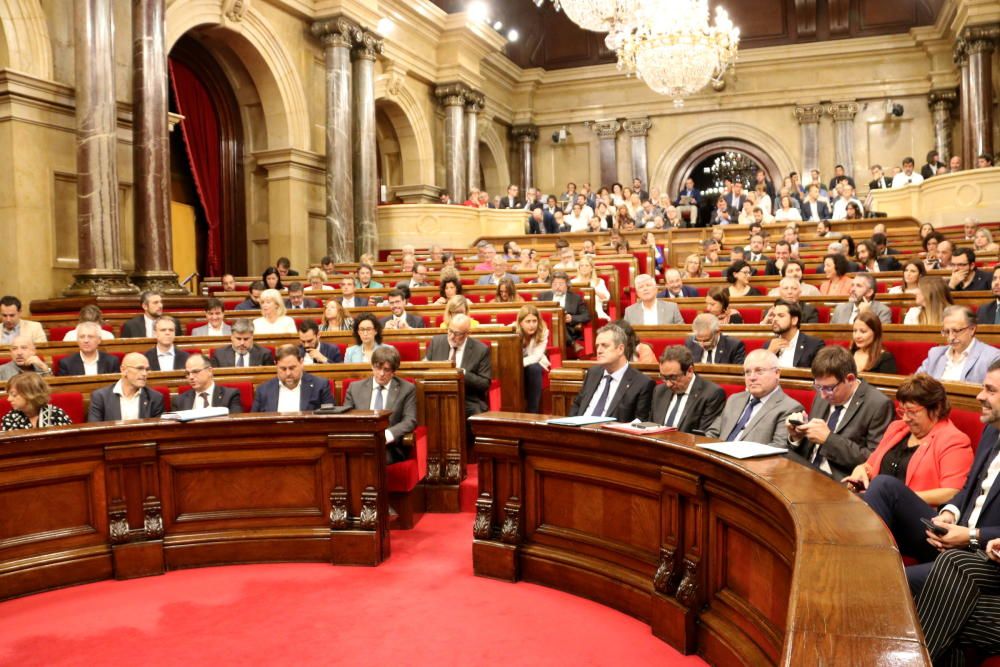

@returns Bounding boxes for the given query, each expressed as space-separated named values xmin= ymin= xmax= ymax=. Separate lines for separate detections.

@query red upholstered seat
xmin=220 ymin=382 xmax=254 ymax=413
xmin=784 ymin=387 xmax=815 ymax=411
xmin=51 ymin=393 xmax=85 ymax=423
xmin=409 ymin=295 xmax=428 ymax=306
xmin=743 ymin=338 xmax=768 ymax=353
xmin=390 ymin=341 xmax=421 ymax=361
xmin=494 ymin=312 xmax=516 ymax=325
xmin=889 ymin=306 xmax=902 ymax=324
xmin=815 ymin=306 xmax=831 ymax=323
xmin=949 ymin=409 xmax=985 ymax=451
xmin=694 ymin=286 xmax=709 ymax=296
xmin=646 ymin=337 xmax=687 ymax=360
xmin=720 ymin=383 xmax=743 ymax=397
xmin=49 ymin=324 xmax=114 ymax=341
xmin=739 ymin=308 xmax=763 ymax=324
xmin=0 ymin=397 xmax=10 ymax=418
xmin=680 ymin=308 xmax=700 ymax=324
xmin=387 ymin=426 xmax=428 ymax=493
xmin=341 ymin=377 xmax=357 ymax=403
xmin=882 ymin=340 xmax=936 ymax=376
xmin=150 ymin=385 xmax=171 ymax=411
xmin=222 ymin=299 xmax=244 ymax=310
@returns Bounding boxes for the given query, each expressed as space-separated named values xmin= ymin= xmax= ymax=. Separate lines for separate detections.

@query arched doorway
xmin=667 ymin=139 xmax=783 ymax=197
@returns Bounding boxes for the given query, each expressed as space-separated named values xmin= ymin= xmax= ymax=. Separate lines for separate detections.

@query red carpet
xmin=0 ymin=513 xmax=705 ymax=666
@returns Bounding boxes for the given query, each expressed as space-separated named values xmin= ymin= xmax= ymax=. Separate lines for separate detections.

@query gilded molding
xmin=622 ymin=117 xmax=652 ymax=137
xmin=793 ymin=104 xmax=823 ymax=124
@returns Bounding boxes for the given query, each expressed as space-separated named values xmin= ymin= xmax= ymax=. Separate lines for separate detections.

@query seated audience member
xmin=573 ymin=257 xmax=611 ymax=320
xmin=819 ymin=254 xmax=852 ymax=296
xmin=514 ymin=247 xmax=538 ymax=272
xmin=625 ymin=273 xmax=684 ymax=325
xmin=773 ymin=195 xmax=802 ymax=222
xmin=62 ymin=304 xmax=115 ymax=341
xmin=725 ymin=260 xmax=762 ymax=297
xmin=517 ymin=304 xmax=550 ymax=414
xmin=1 ymin=372 xmax=73 ymax=430
xmin=344 ymin=313 xmax=387 ymax=364
xmin=528 ymin=207 xmax=558 ymax=235
xmin=652 ymin=345 xmax=725 ymax=434
xmin=615 ymin=319 xmax=657 ymax=365
xmin=221 ymin=273 xmax=238 ymax=291
xmin=660 ymin=268 xmax=699 ymax=298
xmin=396 ymin=263 xmax=431 ymax=291
xmin=174 ymin=354 xmax=243 ymax=412
xmin=766 ymin=299 xmax=823 ymax=369
xmin=870 ymin=233 xmax=902 ymax=271
xmin=831 ymin=183 xmax=863 ymax=220
xmin=58 ymin=322 xmax=121 ymax=376
xmin=921 ymin=232 xmax=945 ymax=270
xmin=977 ymin=265 xmax=1000 ymax=325
xmin=262 ymin=266 xmax=283 ymax=291
xmin=0 ymin=336 xmax=51 ymax=380
xmin=973 ymin=227 xmax=1000 ymax=256
xmin=275 ymin=256 xmax=298 ymax=279
xmin=674 ymin=177 xmax=701 ymax=226
xmin=844 ymin=373 xmax=975 ymax=594
xmin=830 ymin=274 xmax=892 ymax=324
xmin=705 ymin=285 xmax=743 ymax=324
xmin=210 ymin=319 xmax=275 ymax=368
xmin=764 ymin=278 xmax=819 ymax=324
xmin=319 ymin=298 xmax=354 ymax=332
xmin=737 ymin=201 xmax=756 ymax=226
xmin=379 ymin=288 xmax=425 ymax=330
xmin=786 ymin=346 xmax=893 ymax=480
xmin=498 ymin=184 xmax=523 ymax=210
xmin=905 ymin=275 xmax=954 ymax=326
xmin=855 ymin=240 xmax=885 ymax=273
xmin=978 ymin=153 xmax=995 ymax=168
xmin=439 ymin=295 xmax=479 ymax=330
xmin=775 ymin=260 xmax=820 ymax=296
xmin=888 ymin=260 xmax=925 ymax=295
xmin=477 ymin=256 xmax=520 ymax=286
xmin=552 ymin=246 xmax=578 ymax=272
xmin=851 ymin=310 xmax=897 ymax=374
xmin=568 ymin=323 xmax=654 ymax=422
xmin=297 ymin=319 xmax=343 ymax=365
xmin=87 ymin=352 xmax=164 ymax=422
xmin=0 ymin=295 xmax=46 ymax=344
xmin=252 ymin=288 xmax=297 ymax=334
xmin=917 ymin=306 xmax=1000 ymax=384
xmin=868 ymin=164 xmax=891 ymax=190
xmin=234 ymin=281 xmax=265 ymax=310
xmin=892 ymin=156 xmax=924 ymax=187
xmin=494 ymin=277 xmax=522 ymax=304
xmin=709 ymin=197 xmax=734 ymax=225
xmin=251 ymin=345 xmax=334 ymax=413
xmin=745 ymin=233 xmax=769 ymax=263
xmin=304 ymin=267 xmax=330 ymax=292
xmin=764 ymin=241 xmax=792 ymax=276
xmin=337 ymin=275 xmax=367 ymax=310
xmin=144 ymin=317 xmax=190 ymax=371
xmin=528 ymin=260 xmax=552 ymax=286
xmin=681 ymin=253 xmax=703 ymax=280
xmin=284 ymin=282 xmax=320 ymax=310
xmin=343 ymin=345 xmax=417 ymax=464
xmin=685 ymin=313 xmax=746 ymax=365
xmin=121 ymin=291 xmax=179 ymax=338
xmin=192 ymin=298 xmax=231 ymax=336
xmin=642 ymin=232 xmax=664 ymax=273
xmin=800 ymin=184 xmax=830 ymax=222
xmin=424 ymin=313 xmax=492 ymax=419
xmin=921 ymin=150 xmax=943 ymax=179
xmin=473 ymin=243 xmax=497 ymax=271
xmin=705 ymin=349 xmax=804 ymax=448
xmin=355 ymin=263 xmax=383 ymax=290
xmin=947 ymin=247 xmax=993 ymax=292
xmin=540 ymin=271 xmax=591 ymax=354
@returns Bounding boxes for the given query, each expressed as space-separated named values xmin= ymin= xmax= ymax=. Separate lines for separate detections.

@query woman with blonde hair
xmin=440 ymin=294 xmax=479 ymax=330
xmin=572 ymin=255 xmax=610 ymax=320
xmin=319 ymin=298 xmax=353 ymax=332
xmin=1 ymin=372 xmax=73 ymax=430
xmin=529 ymin=260 xmax=552 ymax=285
xmin=252 ymin=288 xmax=297 ymax=334
xmin=681 ymin=253 xmax=704 ymax=280
xmin=517 ymin=304 xmax=550 ymax=413
xmin=973 ymin=227 xmax=999 ymax=255
xmin=304 ymin=267 xmax=330 ymax=292
xmin=904 ymin=276 xmax=954 ymax=325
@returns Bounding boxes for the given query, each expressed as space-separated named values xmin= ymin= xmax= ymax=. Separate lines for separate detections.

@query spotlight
xmin=507 ymin=29 xmax=519 ymax=42
xmin=493 ymin=21 xmax=503 ymax=30
xmin=376 ymin=18 xmax=395 ymax=36
xmin=468 ymin=1 xmax=489 ymax=23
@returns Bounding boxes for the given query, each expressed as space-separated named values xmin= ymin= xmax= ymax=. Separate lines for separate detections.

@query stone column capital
xmin=465 ymin=90 xmax=486 ymax=113
xmin=351 ymin=29 xmax=383 ymax=61
xmin=961 ymin=23 xmax=999 ymax=55
xmin=435 ymin=82 xmax=471 ymax=107
xmin=793 ymin=104 xmax=823 ymax=124
xmin=511 ymin=124 xmax=539 ymax=142
xmin=586 ymin=120 xmax=621 ymax=140
xmin=311 ymin=16 xmax=357 ymax=49
xmin=953 ymin=38 xmax=969 ymax=65
xmin=826 ymin=102 xmax=859 ymax=122
xmin=928 ymin=88 xmax=958 ymax=110
xmin=622 ymin=117 xmax=652 ymax=137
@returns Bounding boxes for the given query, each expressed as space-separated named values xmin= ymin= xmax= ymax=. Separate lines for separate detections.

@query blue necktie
xmin=812 ymin=404 xmax=844 ymax=466
xmin=727 ymin=397 xmax=761 ymax=441
xmin=590 ymin=375 xmax=614 ymax=417
xmin=665 ymin=393 xmax=685 ymax=427
xmin=374 ymin=385 xmax=384 ymax=411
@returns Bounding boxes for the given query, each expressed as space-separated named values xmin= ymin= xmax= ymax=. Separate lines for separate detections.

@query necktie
xmin=374 ymin=385 xmax=384 ymax=410
xmin=199 ymin=392 xmax=209 ymax=409
xmin=238 ymin=353 xmax=246 ymax=367
xmin=590 ymin=375 xmax=614 ymax=417
xmin=665 ymin=393 xmax=685 ymax=427
xmin=703 ymin=348 xmax=713 ymax=364
xmin=449 ymin=346 xmax=457 ymax=362
xmin=727 ymin=397 xmax=761 ymax=441
xmin=826 ymin=404 xmax=844 ymax=431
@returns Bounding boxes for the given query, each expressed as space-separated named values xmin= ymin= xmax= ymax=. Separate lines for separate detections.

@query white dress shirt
xmin=891 ymin=172 xmax=924 ymax=188
xmin=81 ymin=353 xmax=99 ymax=376
xmin=157 ymin=345 xmax=176 ymax=371
xmin=731 ymin=387 xmax=780 ymax=441
xmin=368 ymin=378 xmax=396 ymax=444
xmin=113 ymin=379 xmax=141 ymax=420
xmin=641 ymin=302 xmax=659 ymax=325
xmin=584 ymin=363 xmax=629 ymax=417
xmin=776 ymin=332 xmax=799 ymax=368
xmin=943 ymin=445 xmax=1000 ymax=528
xmin=277 ymin=382 xmax=302 ymax=413
xmin=451 ymin=339 xmax=469 ymax=369
xmin=941 ymin=343 xmax=972 ymax=381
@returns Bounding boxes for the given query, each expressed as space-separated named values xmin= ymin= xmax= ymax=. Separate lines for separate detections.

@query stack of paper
xmin=696 ymin=441 xmax=787 ymax=459
xmin=161 ymin=407 xmax=231 ymax=422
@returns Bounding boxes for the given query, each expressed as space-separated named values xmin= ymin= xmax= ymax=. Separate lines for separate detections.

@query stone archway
xmin=477 ymin=123 xmax=510 ymax=200
xmin=0 ymin=0 xmax=52 ymax=79
xmin=374 ymin=76 xmax=434 ymax=187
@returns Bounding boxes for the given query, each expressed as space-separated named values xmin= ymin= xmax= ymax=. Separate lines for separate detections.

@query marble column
xmin=928 ymin=89 xmax=957 ymax=163
xmin=963 ymin=24 xmax=998 ymax=160
xmin=65 ymin=0 xmax=137 ymax=296
xmin=793 ymin=105 xmax=823 ymax=176
xmin=954 ymin=40 xmax=973 ymax=166
xmin=511 ymin=124 xmax=538 ymax=193
xmin=131 ymin=0 xmax=184 ymax=293
xmin=827 ymin=102 xmax=859 ymax=180
xmin=435 ymin=83 xmax=467 ymax=202
xmin=311 ymin=17 xmax=355 ymax=263
xmin=622 ymin=118 xmax=652 ymax=189
xmin=586 ymin=120 xmax=620 ymax=189
xmin=465 ymin=92 xmax=484 ymax=192
xmin=351 ymin=29 xmax=382 ymax=260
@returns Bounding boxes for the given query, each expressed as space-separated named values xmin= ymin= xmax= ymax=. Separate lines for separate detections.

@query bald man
xmin=87 ymin=352 xmax=164 ymax=422
xmin=0 ymin=335 xmax=51 ymax=381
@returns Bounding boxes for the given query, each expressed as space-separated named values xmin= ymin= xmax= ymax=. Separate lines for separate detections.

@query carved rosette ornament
xmin=653 ymin=547 xmax=678 ymax=595
xmin=426 ymin=456 xmax=441 ymax=483
xmin=359 ymin=486 xmax=378 ymax=530
xmin=109 ymin=508 xmax=130 ymax=545
xmin=500 ymin=498 xmax=521 ymax=545
xmin=445 ymin=451 xmax=462 ymax=483
xmin=675 ymin=559 xmax=701 ymax=609
xmin=792 ymin=105 xmax=823 ymax=124
xmin=473 ymin=493 xmax=494 ymax=539
xmin=329 ymin=487 xmax=349 ymax=529
xmin=142 ymin=497 xmax=164 ymax=539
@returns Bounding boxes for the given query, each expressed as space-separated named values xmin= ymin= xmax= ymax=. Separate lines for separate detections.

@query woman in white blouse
xmin=572 ymin=256 xmax=611 ymax=320
xmin=773 ymin=195 xmax=802 ymax=222
xmin=517 ymin=304 xmax=550 ymax=414
xmin=252 ymin=289 xmax=297 ymax=334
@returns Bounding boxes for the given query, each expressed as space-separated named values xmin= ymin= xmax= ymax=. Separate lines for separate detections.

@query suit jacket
xmin=343 ymin=376 xmax=418 ymax=444
xmin=569 ymin=364 xmax=654 ymax=422
xmin=298 ymin=341 xmax=343 ymax=364
xmin=191 ymin=323 xmax=232 ymax=336
xmin=830 ymin=300 xmax=893 ymax=325
xmin=174 ymin=384 xmax=244 ymax=412
xmin=917 ymin=338 xmax=1000 ymax=384
xmin=624 ymin=300 xmax=684 ymax=326
xmin=539 ymin=290 xmax=591 ymax=340
xmin=87 ymin=384 xmax=164 ymax=422
xmin=799 ymin=303 xmax=820 ymax=324
xmin=788 ymin=380 xmax=894 ymax=480
xmin=339 ymin=295 xmax=370 ymax=309
xmin=58 ymin=351 xmax=121 ymax=376
xmin=675 ymin=188 xmax=702 ymax=206
xmin=211 ymin=344 xmax=275 ymax=368
xmin=425 ymin=335 xmax=492 ymax=414
xmin=659 ymin=286 xmax=699 ymax=299
xmin=784 ymin=332 xmax=824 ymax=368
xmin=952 ymin=270 xmax=993 ymax=292
xmin=233 ymin=298 xmax=260 ymax=311
xmin=684 ymin=334 xmax=746 ymax=365
xmin=800 ymin=199 xmax=831 ymax=221
xmin=121 ymin=314 xmax=181 ymax=338
xmin=378 ymin=312 xmax=426 ymax=329
xmin=251 ymin=372 xmax=334 ymax=412
xmin=11 ymin=319 xmax=47 ymax=343
xmin=710 ymin=209 xmax=734 ymax=225
xmin=865 ymin=419 xmax=972 ymax=493
xmin=498 ymin=196 xmax=524 ymax=209
xmin=868 ymin=177 xmax=892 ymax=190
xmin=706 ymin=388 xmax=804 ymax=449
xmin=144 ymin=346 xmax=191 ymax=371
xmin=529 ymin=212 xmax=558 ymax=235
xmin=723 ymin=193 xmax=747 ymax=212
xmin=943 ymin=426 xmax=1000 ymax=542
xmin=651 ymin=374 xmax=725 ymax=435
xmin=977 ymin=300 xmax=1000 ymax=326
xmin=875 ymin=255 xmax=902 ymax=271
xmin=285 ymin=298 xmax=321 ymax=310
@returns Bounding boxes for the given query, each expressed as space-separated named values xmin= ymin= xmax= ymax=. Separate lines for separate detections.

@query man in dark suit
xmin=766 ymin=300 xmax=823 ymax=369
xmin=659 ymin=269 xmax=699 ymax=298
xmin=497 ymin=184 xmax=523 ymax=209
xmin=764 ymin=241 xmax=793 ymax=276
xmin=569 ymin=323 xmax=654 ymax=422
xmin=709 ymin=197 xmax=734 ymax=225
xmin=275 ymin=256 xmax=299 ymax=278
xmin=297 ymin=319 xmax=343 ymax=365
xmin=173 ymin=354 xmax=243 ymax=412
xmin=251 ymin=344 xmax=334 ymax=413
xmin=867 ymin=164 xmax=892 ymax=190
xmin=786 ymin=347 xmax=893 ymax=480
xmin=722 ymin=182 xmax=747 ymax=213
xmin=684 ymin=313 xmax=746 ymax=365
xmin=343 ymin=346 xmax=417 ymax=464
xmin=977 ymin=266 xmax=1000 ymax=325
xmin=378 ymin=289 xmax=426 ymax=330
xmin=528 ymin=207 xmax=557 ymax=234
xmin=539 ymin=271 xmax=591 ymax=354
xmin=211 ymin=318 xmax=275 ymax=368
xmin=652 ymin=345 xmax=725 ymax=435
xmin=800 ymin=185 xmax=831 ymax=222
xmin=424 ymin=314 xmax=492 ymax=418
xmin=337 ymin=276 xmax=370 ymax=309
xmin=233 ymin=281 xmax=265 ymax=311
xmin=120 ymin=291 xmax=181 ymax=338
xmin=827 ymin=164 xmax=855 ymax=190
xmin=770 ymin=278 xmax=819 ymax=324
xmin=947 ymin=247 xmax=993 ymax=292
xmin=144 ymin=317 xmax=190 ymax=371
xmin=284 ymin=282 xmax=321 ymax=310
xmin=87 ymin=352 xmax=164 ymax=422
xmin=58 ymin=321 xmax=121 ymax=376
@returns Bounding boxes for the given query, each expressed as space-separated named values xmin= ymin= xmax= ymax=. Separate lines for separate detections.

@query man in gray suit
xmin=706 ymin=349 xmax=804 ymax=449
xmin=424 ymin=314 xmax=492 ymax=417
xmin=651 ymin=345 xmax=725 ymax=435
xmin=191 ymin=298 xmax=232 ymax=336
xmin=87 ymin=352 xmax=165 ymax=422
xmin=475 ymin=256 xmax=521 ymax=286
xmin=624 ymin=274 xmax=683 ymax=326
xmin=917 ymin=306 xmax=1000 ymax=384
xmin=830 ymin=274 xmax=892 ymax=325
xmin=343 ymin=346 xmax=418 ymax=463
xmin=786 ymin=346 xmax=893 ymax=480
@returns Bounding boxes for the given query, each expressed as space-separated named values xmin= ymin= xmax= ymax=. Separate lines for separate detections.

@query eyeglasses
xmin=940 ymin=325 xmax=972 ymax=337
xmin=447 ymin=329 xmax=469 ymax=338
xmin=357 ymin=325 xmax=376 ymax=332
xmin=660 ymin=373 xmax=684 ymax=383
xmin=896 ymin=405 xmax=927 ymax=419
xmin=743 ymin=367 xmax=777 ymax=377
xmin=185 ymin=367 xmax=210 ymax=376
xmin=814 ymin=380 xmax=843 ymax=395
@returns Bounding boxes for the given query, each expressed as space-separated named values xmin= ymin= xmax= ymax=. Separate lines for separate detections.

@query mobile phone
xmin=845 ymin=478 xmax=865 ymax=492
xmin=920 ymin=517 xmax=948 ymax=536
xmin=787 ymin=419 xmax=804 ymax=427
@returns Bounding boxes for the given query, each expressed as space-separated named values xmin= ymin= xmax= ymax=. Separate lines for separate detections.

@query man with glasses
xmin=396 ymin=263 xmax=431 ymax=290
xmin=947 ymin=247 xmax=992 ymax=292
xmin=684 ymin=313 xmax=746 ymax=365
xmin=786 ymin=346 xmax=892 ymax=480
xmin=211 ymin=319 xmax=275 ymax=368
xmin=569 ymin=323 xmax=653 ymax=422
xmin=624 ymin=274 xmax=683 ymax=326
xmin=252 ymin=345 xmax=334 ymax=413
xmin=706 ymin=349 xmax=803 ymax=449
xmin=917 ymin=306 xmax=1000 ymax=384
xmin=87 ymin=352 xmax=164 ymax=422
xmin=652 ymin=345 xmax=724 ymax=435
xmin=765 ymin=299 xmax=823 ymax=369
xmin=343 ymin=346 xmax=417 ymax=464
xmin=540 ymin=271 xmax=591 ymax=355
xmin=174 ymin=354 xmax=242 ymax=412
xmin=425 ymin=314 xmax=492 ymax=419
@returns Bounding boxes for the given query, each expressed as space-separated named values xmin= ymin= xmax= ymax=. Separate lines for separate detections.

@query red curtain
xmin=168 ymin=58 xmax=222 ymax=277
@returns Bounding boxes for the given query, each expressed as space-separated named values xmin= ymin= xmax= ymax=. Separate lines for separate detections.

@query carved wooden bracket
xmin=329 ymin=487 xmax=349 ymax=529
xmin=676 ymin=558 xmax=701 ymax=609
xmin=501 ymin=497 xmax=521 ymax=544
xmin=653 ymin=546 xmax=679 ymax=595
xmin=359 ymin=486 xmax=378 ymax=530
xmin=142 ymin=497 xmax=163 ymax=539
xmin=109 ymin=506 xmax=129 ymax=545
xmin=426 ymin=456 xmax=442 ymax=483
xmin=473 ymin=492 xmax=494 ymax=539
xmin=445 ymin=451 xmax=462 ymax=483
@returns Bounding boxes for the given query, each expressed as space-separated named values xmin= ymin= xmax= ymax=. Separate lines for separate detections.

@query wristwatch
xmin=969 ymin=527 xmax=980 ymax=550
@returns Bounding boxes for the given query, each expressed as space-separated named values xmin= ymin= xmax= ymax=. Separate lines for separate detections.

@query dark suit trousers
xmin=916 ymin=548 xmax=1000 ymax=666
xmin=524 ymin=363 xmax=544 ymax=414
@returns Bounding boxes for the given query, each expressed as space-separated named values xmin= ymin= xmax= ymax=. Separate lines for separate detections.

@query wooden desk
xmin=470 ymin=413 xmax=929 ymax=665
xmin=0 ymin=412 xmax=391 ymax=601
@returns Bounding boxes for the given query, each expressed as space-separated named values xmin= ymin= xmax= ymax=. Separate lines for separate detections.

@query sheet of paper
xmin=161 ymin=407 xmax=231 ymax=422
xmin=696 ymin=441 xmax=788 ymax=459
xmin=545 ymin=415 xmax=618 ymax=427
